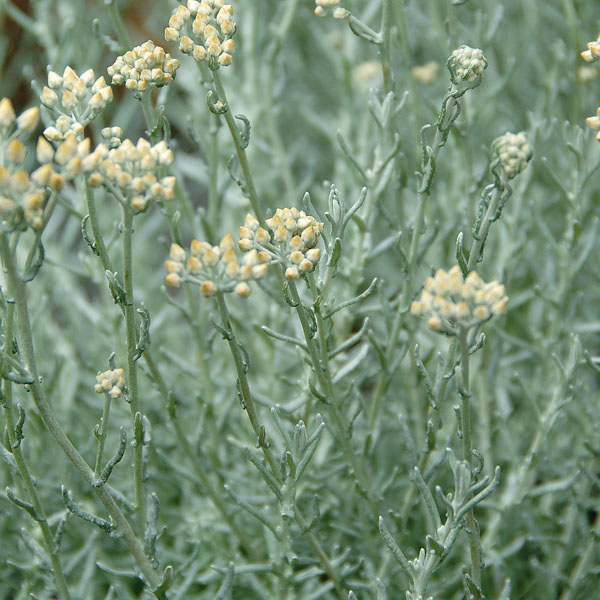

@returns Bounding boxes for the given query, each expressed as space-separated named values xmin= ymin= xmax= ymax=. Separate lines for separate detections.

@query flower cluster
xmin=491 ymin=131 xmax=533 ymax=179
xmin=83 ymin=138 xmax=175 ymax=213
xmin=33 ymin=133 xmax=91 ymax=193
xmin=586 ymin=107 xmax=600 ymax=141
xmin=165 ymin=233 xmax=269 ymax=297
xmin=581 ymin=33 xmax=600 ymax=63
xmin=263 ymin=208 xmax=323 ymax=280
xmin=165 ymin=1 xmax=236 ymax=68
xmin=448 ymin=45 xmax=487 ymax=84
xmin=41 ymin=67 xmax=113 ymax=140
xmin=0 ymin=98 xmax=45 ymax=230
xmin=410 ymin=266 xmax=508 ymax=334
xmin=314 ymin=0 xmax=347 ymax=18
xmin=95 ymin=368 xmax=126 ymax=399
xmin=108 ymin=41 xmax=180 ymax=92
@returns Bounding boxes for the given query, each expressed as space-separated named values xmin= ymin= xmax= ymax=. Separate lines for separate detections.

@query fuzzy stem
xmin=211 ymin=69 xmax=266 ymax=227
xmin=0 ymin=233 xmax=164 ymax=595
xmin=459 ymin=326 xmax=482 ymax=589
xmin=106 ymin=0 xmax=132 ymax=51
xmin=84 ymin=181 xmax=114 ymax=273
xmin=289 ymin=277 xmax=376 ymax=517
xmin=214 ymin=291 xmax=343 ymax=597
xmin=120 ymin=205 xmax=145 ymax=535
xmin=94 ymin=394 xmax=112 ymax=477
xmin=140 ymin=91 xmax=159 ymax=143
xmin=367 ymin=92 xmax=457 ymax=435
xmin=1 ymin=302 xmax=72 ymax=600
xmin=380 ymin=0 xmax=393 ymax=95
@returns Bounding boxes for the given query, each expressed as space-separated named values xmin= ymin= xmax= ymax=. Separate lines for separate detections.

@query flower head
xmin=165 ymin=233 xmax=269 ymax=297
xmin=83 ymin=138 xmax=175 ymax=213
xmin=95 ymin=368 xmax=126 ymax=399
xmin=108 ymin=41 xmax=180 ymax=92
xmin=0 ymin=98 xmax=46 ymax=230
xmin=165 ymin=1 xmax=237 ymax=69
xmin=41 ymin=67 xmax=112 ymax=140
xmin=581 ymin=33 xmax=600 ymax=63
xmin=314 ymin=0 xmax=348 ymax=18
xmin=31 ymin=132 xmax=91 ymax=194
xmin=410 ymin=265 xmax=508 ymax=335
xmin=586 ymin=107 xmax=600 ymax=141
xmin=237 ymin=208 xmax=324 ymax=280
xmin=491 ymin=131 xmax=532 ymax=179
xmin=448 ymin=45 xmax=487 ymax=84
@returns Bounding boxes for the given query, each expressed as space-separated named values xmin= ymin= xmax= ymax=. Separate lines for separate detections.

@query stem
xmin=141 ymin=91 xmax=159 ymax=143
xmin=458 ymin=326 xmax=482 ymax=590
xmin=1 ymin=302 xmax=72 ymax=600
xmin=214 ymin=291 xmax=343 ymax=598
xmin=289 ymin=277 xmax=376 ymax=517
xmin=94 ymin=394 xmax=112 ymax=477
xmin=85 ymin=181 xmax=115 ymax=273
xmin=380 ymin=0 xmax=393 ymax=95
xmin=106 ymin=0 xmax=132 ymax=51
xmin=367 ymin=92 xmax=457 ymax=435
xmin=24 ymin=190 xmax=58 ymax=274
xmin=120 ymin=205 xmax=145 ymax=535
xmin=467 ymin=174 xmax=507 ymax=272
xmin=0 ymin=233 xmax=164 ymax=595
xmin=207 ymin=114 xmax=221 ymax=243
xmin=211 ymin=69 xmax=266 ymax=227
xmin=263 ymin=0 xmax=300 ymax=200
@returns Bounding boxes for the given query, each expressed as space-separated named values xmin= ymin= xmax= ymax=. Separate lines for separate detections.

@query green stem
xmin=141 ymin=91 xmax=159 ymax=143
xmin=211 ymin=69 xmax=266 ymax=227
xmin=120 ymin=205 xmax=145 ymax=535
xmin=106 ymin=0 xmax=132 ymax=51
xmin=207 ymin=114 xmax=221 ymax=243
xmin=214 ymin=291 xmax=343 ymax=597
xmin=458 ymin=326 xmax=482 ymax=590
xmin=84 ymin=181 xmax=115 ymax=273
xmin=94 ymin=394 xmax=112 ymax=477
xmin=467 ymin=175 xmax=506 ymax=272
xmin=0 ymin=233 xmax=164 ymax=595
xmin=263 ymin=0 xmax=300 ymax=200
xmin=1 ymin=302 xmax=72 ymax=600
xmin=380 ymin=0 xmax=393 ymax=95
xmin=289 ymin=277 xmax=376 ymax=517
xmin=24 ymin=190 xmax=58 ymax=274
xmin=367 ymin=91 xmax=457 ymax=434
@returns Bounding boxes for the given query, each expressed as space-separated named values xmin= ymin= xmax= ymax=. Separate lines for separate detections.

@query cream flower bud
xmin=234 ymin=282 xmax=251 ymax=297
xmin=41 ymin=86 xmax=59 ymax=108
xmin=47 ymin=71 xmax=63 ymax=89
xmin=36 ymin=136 xmax=55 ymax=164
xmin=16 ymin=107 xmax=39 ymax=134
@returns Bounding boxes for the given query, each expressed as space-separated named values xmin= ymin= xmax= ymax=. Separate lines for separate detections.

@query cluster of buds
xmin=165 ymin=1 xmax=236 ymax=68
xmin=581 ymin=33 xmax=600 ymax=63
xmin=0 ymin=98 xmax=45 ymax=230
xmin=491 ymin=131 xmax=533 ymax=179
xmin=586 ymin=107 xmax=600 ymax=141
xmin=83 ymin=138 xmax=175 ymax=213
xmin=165 ymin=233 xmax=269 ymax=297
xmin=448 ymin=45 xmax=487 ymax=84
xmin=41 ymin=67 xmax=113 ymax=140
xmin=101 ymin=126 xmax=123 ymax=149
xmin=95 ymin=368 xmax=126 ymax=399
xmin=410 ymin=266 xmax=508 ymax=334
xmin=263 ymin=208 xmax=323 ymax=280
xmin=314 ymin=0 xmax=347 ymax=18
xmin=33 ymin=133 xmax=91 ymax=195
xmin=108 ymin=41 xmax=180 ymax=92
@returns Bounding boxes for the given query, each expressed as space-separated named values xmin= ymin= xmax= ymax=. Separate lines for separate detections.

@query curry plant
xmin=0 ymin=0 xmax=598 ymax=599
